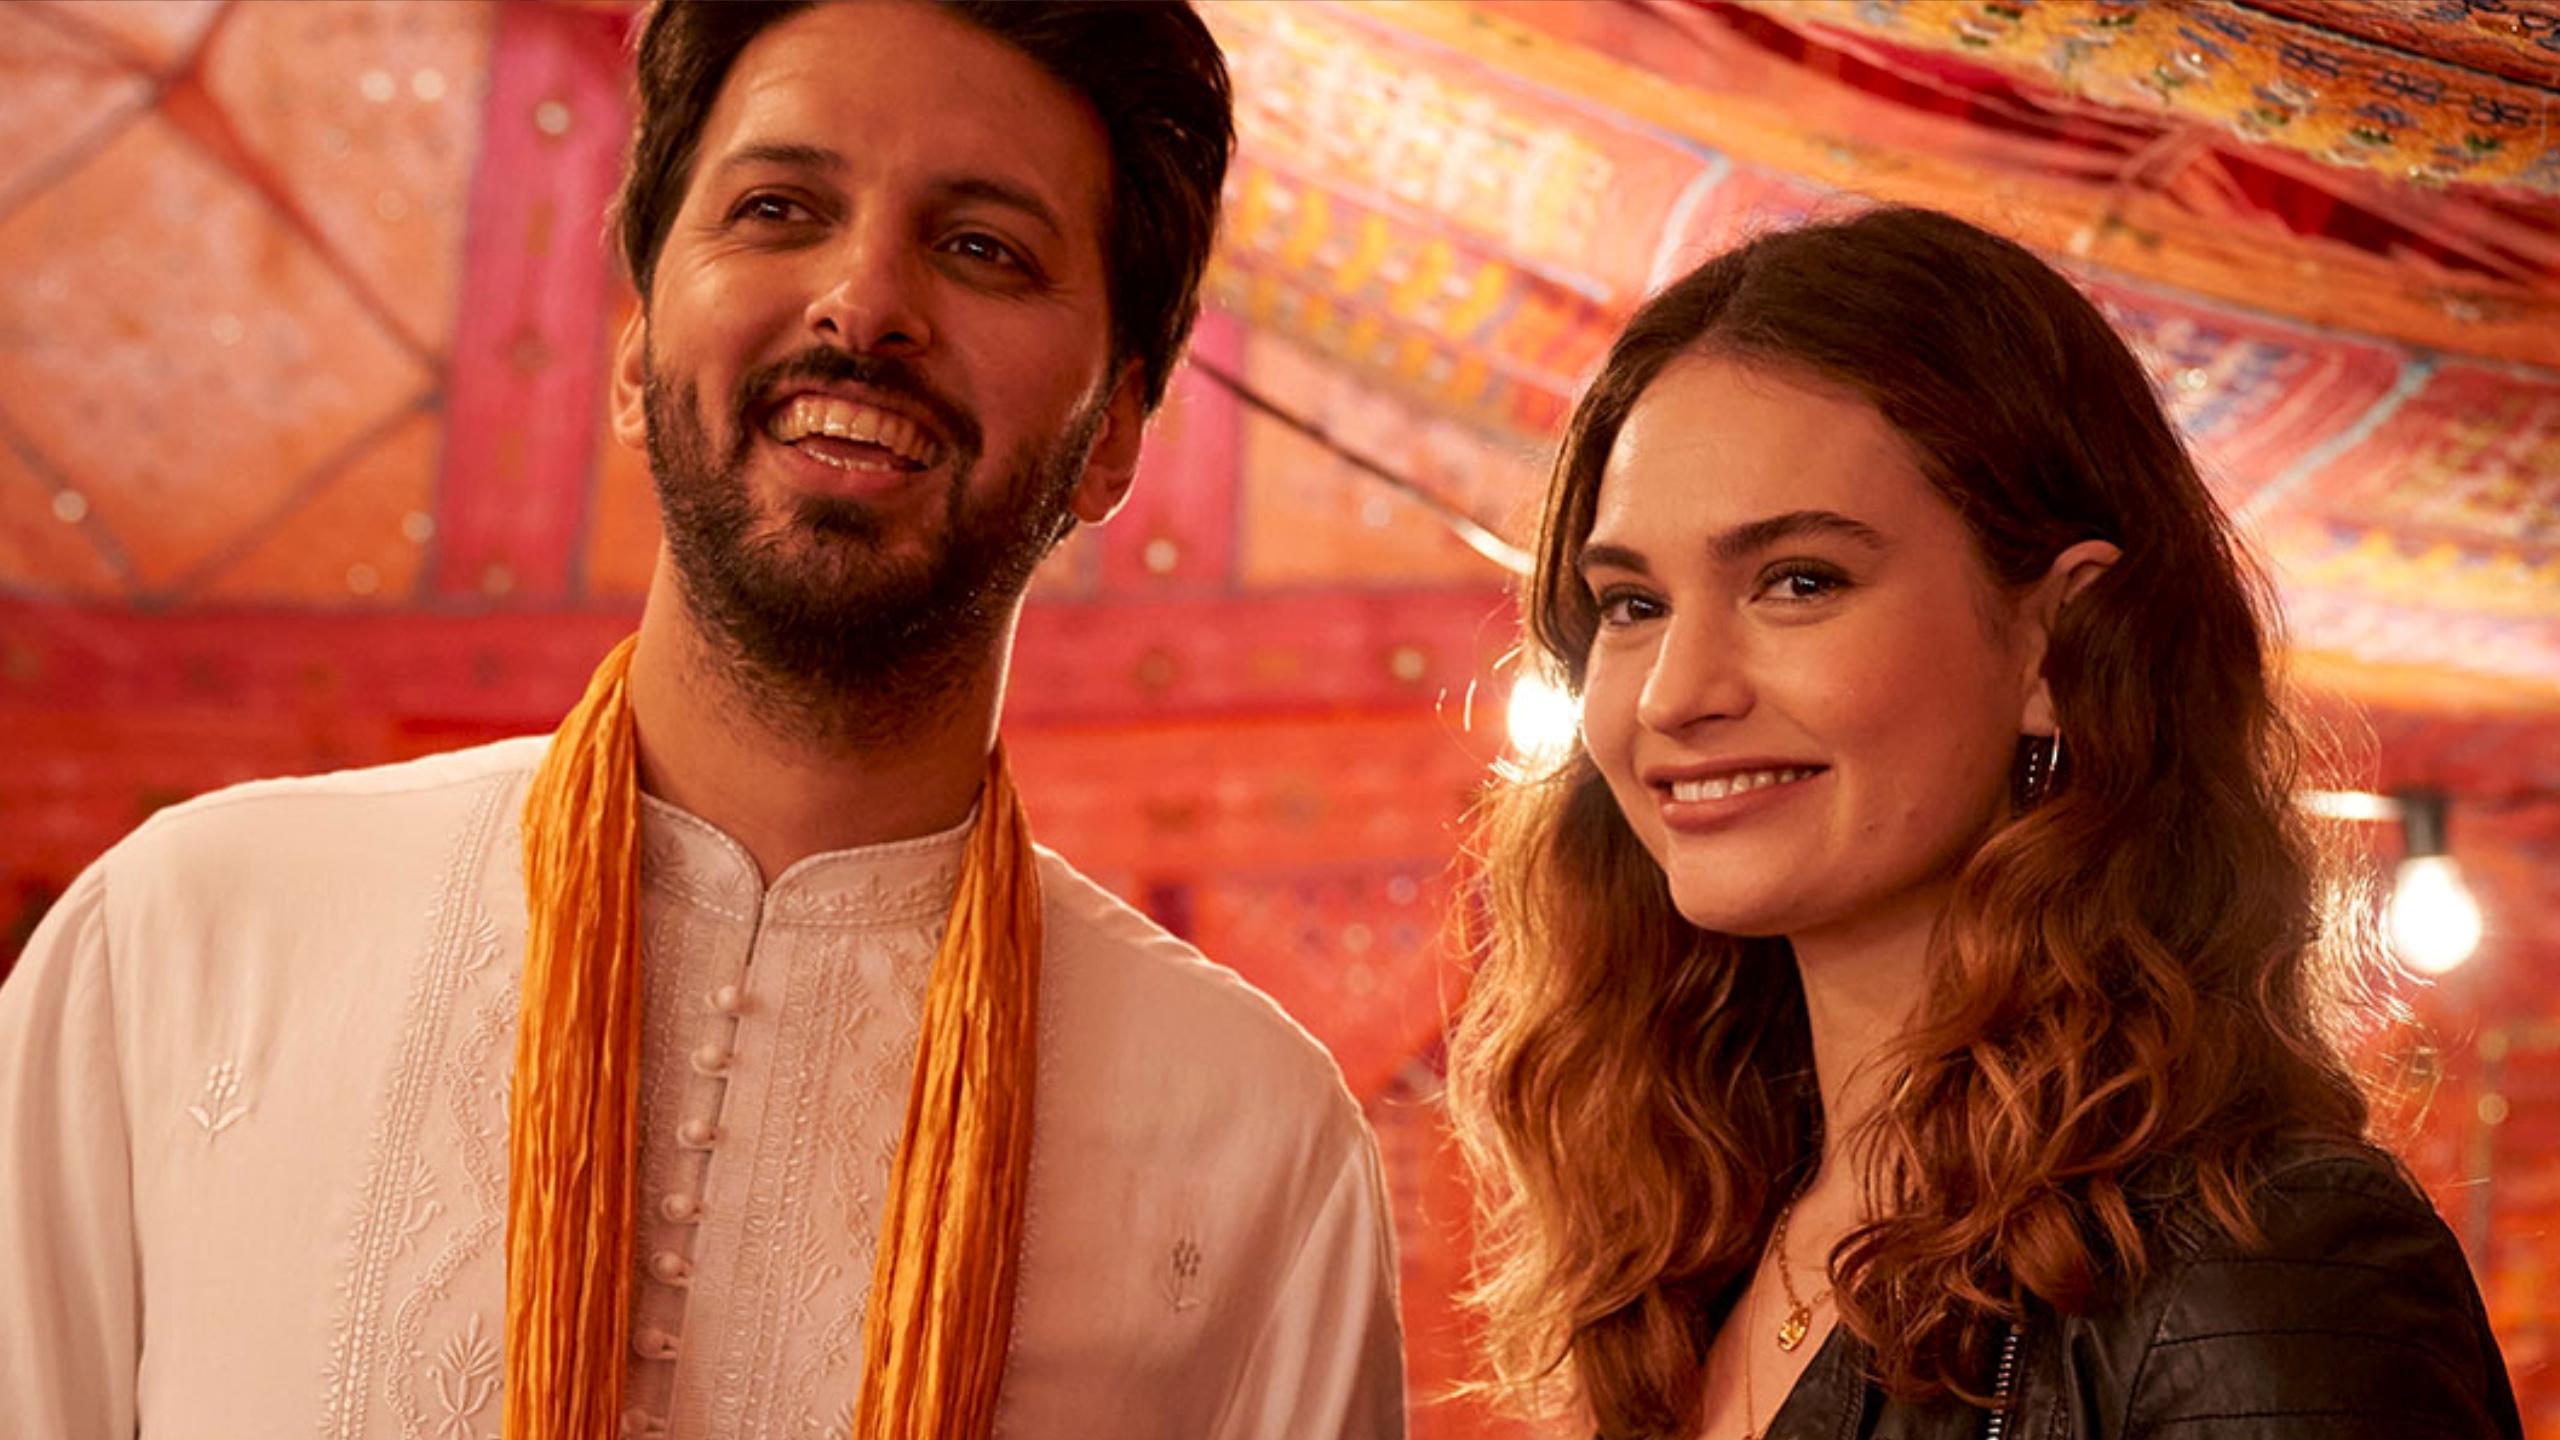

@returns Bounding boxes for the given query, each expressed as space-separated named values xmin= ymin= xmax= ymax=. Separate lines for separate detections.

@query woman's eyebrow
xmin=1579 ymin=511 xmax=1887 ymax=579
xmin=1707 ymin=509 xmax=1889 ymax=562
xmin=1574 ymin=541 xmax=1651 ymax=579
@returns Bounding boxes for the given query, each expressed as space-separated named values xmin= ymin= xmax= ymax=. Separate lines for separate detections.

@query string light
xmin=2303 ymin=788 xmax=2489 ymax=974
xmin=2386 ymin=790 xmax=2484 ymax=975
xmin=2389 ymin=856 xmax=2484 ymax=976
xmin=1504 ymin=671 xmax=1579 ymax=773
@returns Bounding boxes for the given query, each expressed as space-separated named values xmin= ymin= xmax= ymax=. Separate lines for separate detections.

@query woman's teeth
xmin=1668 ymin=767 xmax=1820 ymax=802
xmin=763 ymin=395 xmax=942 ymax=467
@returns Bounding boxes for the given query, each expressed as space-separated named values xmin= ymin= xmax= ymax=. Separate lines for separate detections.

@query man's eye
xmin=943 ymin=232 xmax=1024 ymax=269
xmin=731 ymin=193 xmax=809 ymax=225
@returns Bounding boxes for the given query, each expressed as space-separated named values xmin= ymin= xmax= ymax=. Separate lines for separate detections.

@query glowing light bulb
xmin=2387 ymin=855 xmax=2483 ymax=976
xmin=1504 ymin=672 xmax=1580 ymax=771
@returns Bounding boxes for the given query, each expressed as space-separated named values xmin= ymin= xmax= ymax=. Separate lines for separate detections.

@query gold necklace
xmin=1766 ymin=1197 xmax=1836 ymax=1353
xmin=1739 ymin=1265 xmax=1762 ymax=1440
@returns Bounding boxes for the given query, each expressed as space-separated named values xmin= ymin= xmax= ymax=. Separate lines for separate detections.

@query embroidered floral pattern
xmin=383 ymin=1153 xmax=442 ymax=1259
xmin=323 ymin=773 xmax=980 ymax=1440
xmin=638 ymin=805 xmax=759 ymax=919
xmin=320 ymin=774 xmax=514 ymax=1440
xmin=424 ymin=1313 xmax=500 ymax=1440
xmin=1164 ymin=1235 xmax=1205 ymax=1314
xmin=385 ymin=977 xmax=516 ymax=1440
xmin=187 ymin=1059 xmax=250 ymax=1136
xmin=766 ymin=866 xmax=957 ymax=929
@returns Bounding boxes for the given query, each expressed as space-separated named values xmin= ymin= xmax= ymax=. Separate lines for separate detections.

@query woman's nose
xmin=1635 ymin=612 xmax=1752 ymax=734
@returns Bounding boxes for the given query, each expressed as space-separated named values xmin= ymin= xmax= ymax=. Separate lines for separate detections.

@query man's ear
xmin=609 ymin=303 xmax=650 ymax=452
xmin=1067 ymin=362 xmax=1149 ymax=526
xmin=2019 ymin=538 xmax=2121 ymax=734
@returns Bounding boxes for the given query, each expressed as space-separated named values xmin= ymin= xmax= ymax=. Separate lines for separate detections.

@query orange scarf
xmin=503 ymin=635 xmax=1042 ymax=1440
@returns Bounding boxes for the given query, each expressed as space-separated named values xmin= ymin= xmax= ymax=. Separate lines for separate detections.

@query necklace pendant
xmin=1776 ymin=1303 xmax=1812 ymax=1352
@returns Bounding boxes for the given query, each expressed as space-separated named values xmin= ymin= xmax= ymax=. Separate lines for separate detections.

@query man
xmin=0 ymin=4 xmax=1405 ymax=1436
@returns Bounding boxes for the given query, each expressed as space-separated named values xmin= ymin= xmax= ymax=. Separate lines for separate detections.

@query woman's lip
xmin=1643 ymin=760 xmax=1827 ymax=788
xmin=1653 ymin=767 xmax=1825 ymax=832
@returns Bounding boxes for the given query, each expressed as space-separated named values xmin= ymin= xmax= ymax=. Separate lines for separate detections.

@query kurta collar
xmin=634 ymin=792 xmax=973 ymax=931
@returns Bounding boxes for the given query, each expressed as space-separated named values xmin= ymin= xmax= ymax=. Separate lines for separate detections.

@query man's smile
xmin=761 ymin=391 xmax=951 ymax=473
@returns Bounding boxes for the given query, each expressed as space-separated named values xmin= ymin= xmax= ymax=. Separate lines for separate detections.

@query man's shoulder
xmin=104 ymin=736 xmax=549 ymax=883
xmin=1034 ymin=848 xmax=1363 ymax=1130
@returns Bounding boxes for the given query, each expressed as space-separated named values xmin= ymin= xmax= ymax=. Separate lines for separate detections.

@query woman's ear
xmin=2019 ymin=538 xmax=2121 ymax=733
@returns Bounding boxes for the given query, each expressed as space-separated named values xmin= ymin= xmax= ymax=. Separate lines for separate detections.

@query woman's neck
xmin=1786 ymin=883 xmax=1948 ymax=1195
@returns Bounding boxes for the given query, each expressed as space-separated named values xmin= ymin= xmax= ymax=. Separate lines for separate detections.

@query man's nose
xmin=802 ymin=232 xmax=933 ymax=357
xmin=1634 ymin=611 xmax=1752 ymax=735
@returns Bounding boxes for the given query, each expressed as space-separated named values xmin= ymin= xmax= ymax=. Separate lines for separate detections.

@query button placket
xmin=639 ymin=973 xmax=753 ymax=1385
xmin=671 ymin=979 xmax=751 ymax=1152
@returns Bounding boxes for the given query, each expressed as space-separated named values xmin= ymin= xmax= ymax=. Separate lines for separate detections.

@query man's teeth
xmin=1669 ymin=767 xmax=1820 ymax=802
xmin=763 ymin=395 xmax=942 ymax=466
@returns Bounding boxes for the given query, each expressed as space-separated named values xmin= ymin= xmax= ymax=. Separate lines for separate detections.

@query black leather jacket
xmin=1755 ymin=1151 xmax=2523 ymax=1440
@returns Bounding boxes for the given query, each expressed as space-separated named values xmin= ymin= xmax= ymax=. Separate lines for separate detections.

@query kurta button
xmin=709 ymin=983 xmax=746 ymax=1015
xmin=661 ymin=1192 xmax=703 ymax=1223
xmin=691 ymin=1042 xmax=733 ymax=1075
xmin=678 ymin=1118 xmax=721 ymax=1148
xmin=632 ymin=1325 xmax=680 ymax=1360
xmin=650 ymin=1250 xmax=693 ymax=1286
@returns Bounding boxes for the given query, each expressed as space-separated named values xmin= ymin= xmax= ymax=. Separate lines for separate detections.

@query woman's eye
xmin=1594 ymin=588 xmax=1664 ymax=627
xmin=1756 ymin=563 xmax=1851 ymax=604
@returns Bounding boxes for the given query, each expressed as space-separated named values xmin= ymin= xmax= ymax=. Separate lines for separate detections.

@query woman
xmin=1450 ymin=207 xmax=2520 ymax=1440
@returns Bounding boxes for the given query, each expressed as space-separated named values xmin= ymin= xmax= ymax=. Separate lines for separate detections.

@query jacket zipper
xmin=1980 ymin=1321 xmax=2024 ymax=1440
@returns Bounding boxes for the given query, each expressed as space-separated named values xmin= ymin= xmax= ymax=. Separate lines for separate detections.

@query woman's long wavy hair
xmin=1449 ymin=206 xmax=2376 ymax=1435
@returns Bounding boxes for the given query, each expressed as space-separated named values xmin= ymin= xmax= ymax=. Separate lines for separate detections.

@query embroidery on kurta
xmin=640 ymin=817 xmax=758 ymax=921
xmin=424 ymin=1312 xmax=500 ymax=1439
xmin=804 ymin=924 xmax=938 ymax=1413
xmin=768 ymin=866 xmax=955 ymax=927
xmin=187 ymin=1059 xmax=250 ymax=1136
xmin=319 ymin=774 xmax=513 ymax=1440
xmin=706 ymin=930 xmax=871 ymax=1437
xmin=387 ymin=964 xmax=516 ymax=1439
xmin=1164 ymin=1235 xmax=1206 ymax=1314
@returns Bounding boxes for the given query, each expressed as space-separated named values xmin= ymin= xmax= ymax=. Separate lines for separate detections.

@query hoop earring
xmin=2015 ymin=730 xmax=2062 ymax=810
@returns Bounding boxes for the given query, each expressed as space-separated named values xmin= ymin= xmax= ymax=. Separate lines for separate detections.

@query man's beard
xmin=642 ymin=345 xmax=1099 ymax=746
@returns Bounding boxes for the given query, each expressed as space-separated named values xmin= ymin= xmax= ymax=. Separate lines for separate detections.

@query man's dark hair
xmin=615 ymin=0 xmax=1233 ymax=411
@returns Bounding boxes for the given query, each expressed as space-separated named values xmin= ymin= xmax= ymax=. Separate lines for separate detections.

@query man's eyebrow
xmin=1708 ymin=509 xmax=1888 ymax=562
xmin=931 ymin=176 xmax=1065 ymax=241
xmin=712 ymin=141 xmax=844 ymax=177
xmin=705 ymin=146 xmax=1066 ymax=242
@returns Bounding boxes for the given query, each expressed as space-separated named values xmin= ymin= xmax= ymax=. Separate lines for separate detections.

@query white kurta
xmin=0 ymin=738 xmax=1405 ymax=1440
